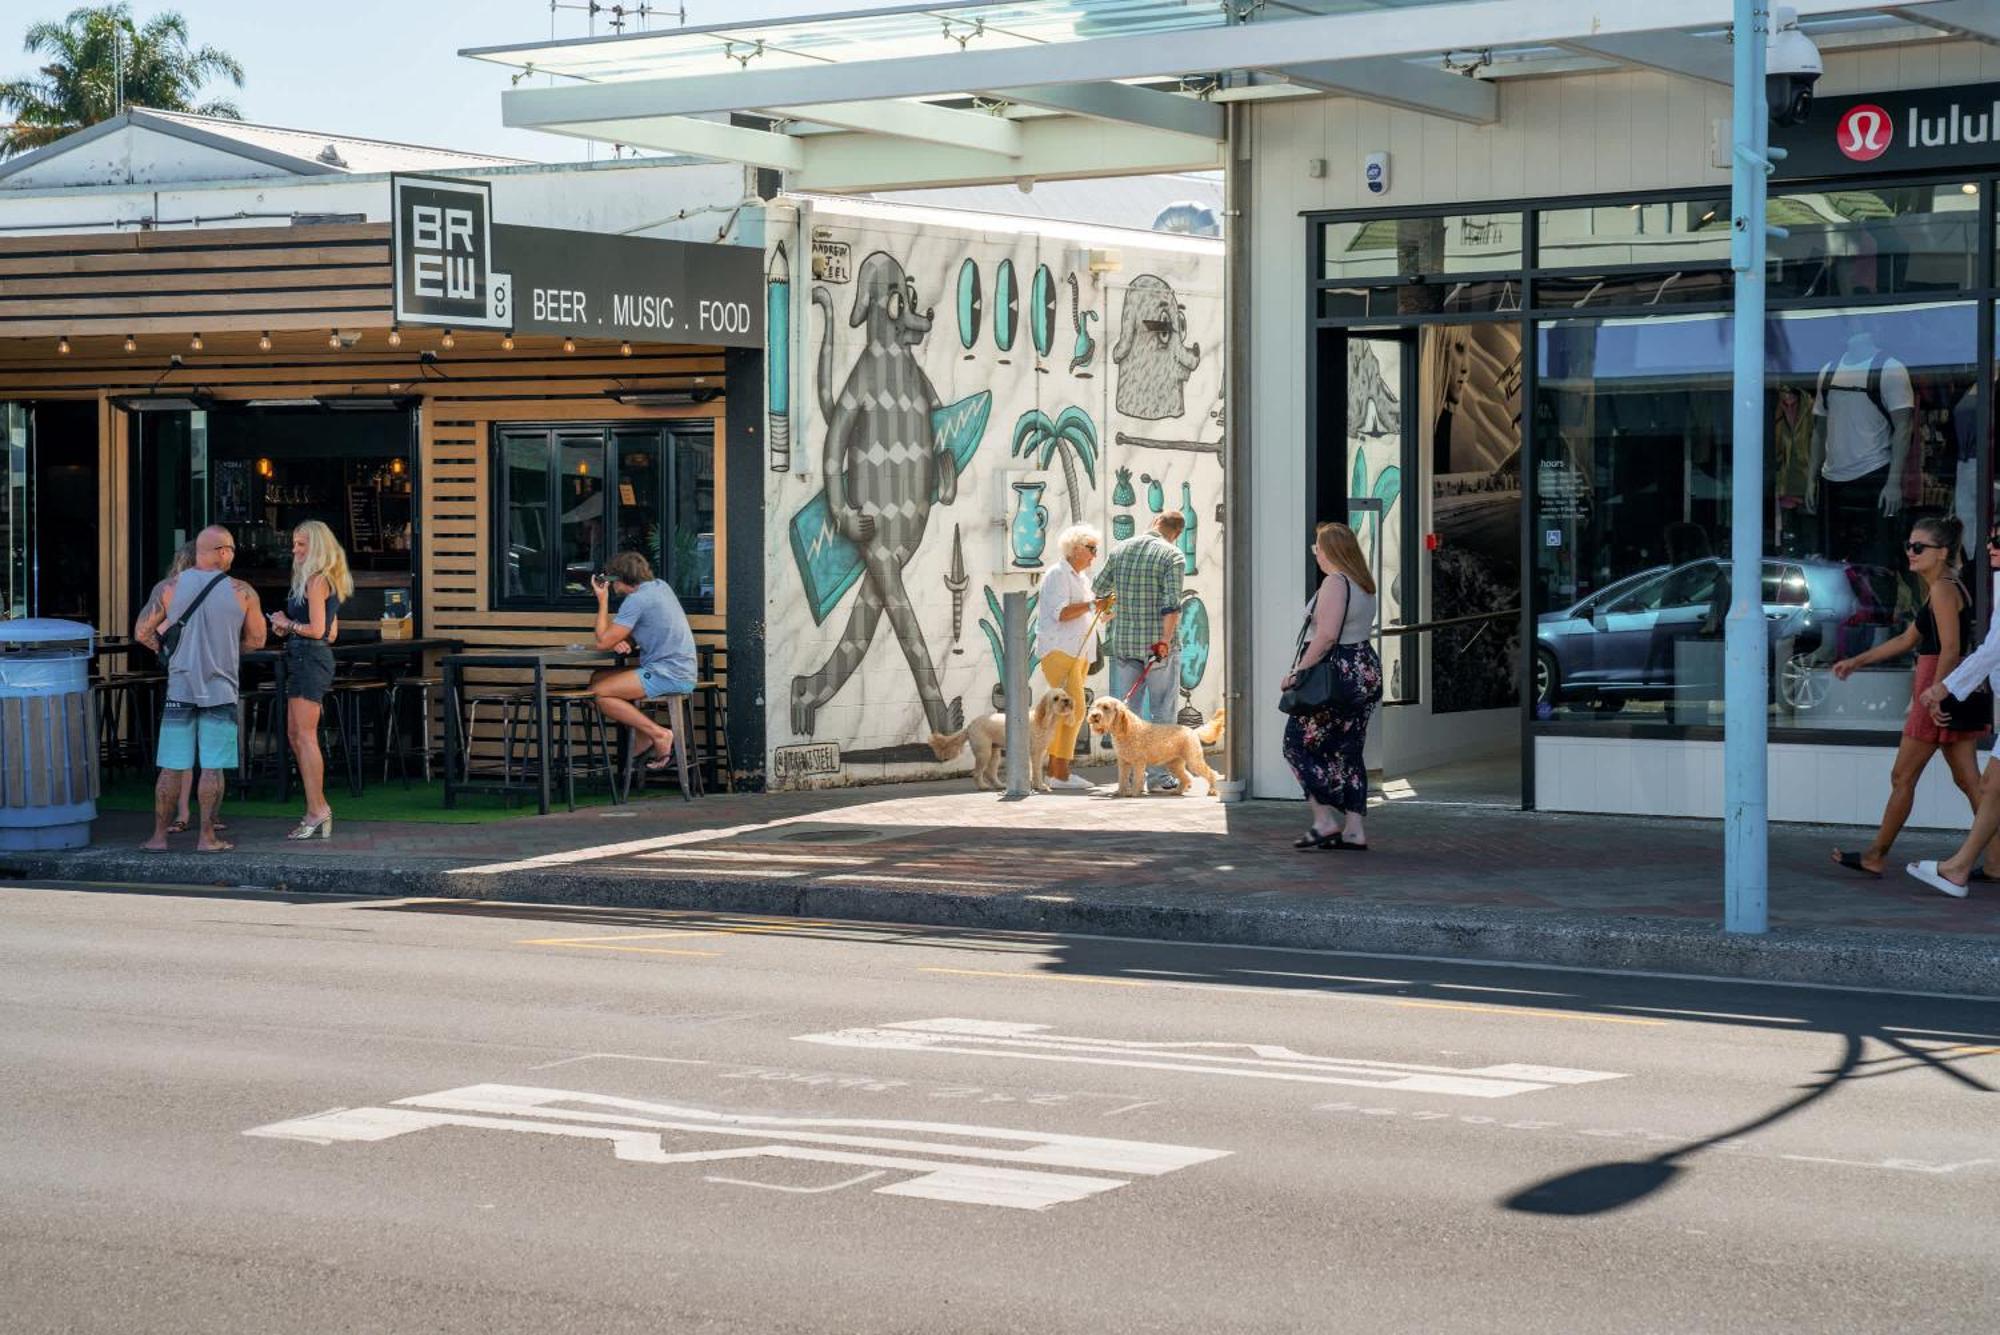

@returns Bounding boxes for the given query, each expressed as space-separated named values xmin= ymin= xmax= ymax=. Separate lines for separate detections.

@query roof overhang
xmin=464 ymin=0 xmax=1952 ymax=192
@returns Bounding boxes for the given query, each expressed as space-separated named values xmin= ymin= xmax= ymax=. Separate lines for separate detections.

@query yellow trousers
xmin=1039 ymin=649 xmax=1088 ymax=765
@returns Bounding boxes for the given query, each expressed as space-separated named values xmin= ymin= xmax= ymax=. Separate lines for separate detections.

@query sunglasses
xmin=1989 ymin=531 xmax=2000 ymax=547
xmin=1906 ymin=541 xmax=1947 ymax=555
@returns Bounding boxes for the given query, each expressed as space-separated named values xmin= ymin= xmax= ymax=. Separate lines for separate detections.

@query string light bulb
xmin=189 ymin=333 xmax=204 ymax=352
xmin=123 ymin=334 xmax=136 ymax=353
xmin=562 ymin=336 xmax=576 ymax=353
xmin=619 ymin=341 xmax=633 ymax=357
xmin=329 ymin=329 xmax=342 ymax=349
xmin=56 ymin=336 xmax=70 ymax=355
xmin=258 ymin=331 xmax=272 ymax=352
xmin=501 ymin=331 xmax=514 ymax=351
xmin=387 ymin=326 xmax=402 ymax=347
xmin=440 ymin=329 xmax=455 ymax=350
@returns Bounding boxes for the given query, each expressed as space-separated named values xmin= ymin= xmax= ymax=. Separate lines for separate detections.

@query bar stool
xmin=692 ymin=644 xmax=734 ymax=794
xmin=381 ymin=674 xmax=443 ymax=785
xmin=235 ymin=683 xmax=284 ymax=798
xmin=324 ymin=678 xmax=387 ymax=798
xmin=546 ymin=688 xmax=620 ymax=811
xmin=460 ymin=686 xmax=537 ymax=787
xmin=95 ymin=672 xmax=164 ymax=775
xmin=620 ymin=693 xmax=699 ymax=801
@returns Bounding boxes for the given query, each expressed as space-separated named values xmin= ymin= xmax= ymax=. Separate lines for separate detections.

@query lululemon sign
xmin=1836 ymin=104 xmax=1893 ymax=162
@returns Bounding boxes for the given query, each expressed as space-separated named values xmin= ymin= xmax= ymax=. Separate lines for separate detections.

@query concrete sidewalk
xmin=8 ymin=777 xmax=1999 ymax=996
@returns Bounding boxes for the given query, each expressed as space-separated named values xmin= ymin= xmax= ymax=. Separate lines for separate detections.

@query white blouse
xmin=1037 ymin=561 xmax=1097 ymax=660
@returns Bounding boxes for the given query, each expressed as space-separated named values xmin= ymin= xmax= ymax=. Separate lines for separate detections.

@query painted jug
xmin=1010 ymin=479 xmax=1049 ymax=568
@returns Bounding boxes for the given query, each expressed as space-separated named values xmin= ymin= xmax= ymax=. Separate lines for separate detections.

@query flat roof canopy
xmin=462 ymin=0 xmax=1965 ymax=191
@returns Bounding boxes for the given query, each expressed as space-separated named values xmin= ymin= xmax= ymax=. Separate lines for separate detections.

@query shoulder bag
xmin=1279 ymin=577 xmax=1365 ymax=716
xmin=160 ymin=572 xmax=229 ymax=668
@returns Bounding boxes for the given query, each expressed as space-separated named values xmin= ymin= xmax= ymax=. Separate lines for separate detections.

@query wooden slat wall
xmin=0 ymin=223 xmax=392 ymax=338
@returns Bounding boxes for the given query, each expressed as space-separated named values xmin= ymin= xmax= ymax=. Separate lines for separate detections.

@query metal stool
xmin=381 ymin=674 xmax=443 ymax=785
xmin=460 ymin=688 xmax=537 ymax=788
xmin=547 ymin=689 xmax=620 ymax=811
xmin=620 ymin=693 xmax=698 ymax=801
xmin=324 ymin=679 xmax=387 ymax=799
xmin=95 ymin=672 xmax=163 ymax=775
xmin=692 ymin=644 xmax=733 ymax=794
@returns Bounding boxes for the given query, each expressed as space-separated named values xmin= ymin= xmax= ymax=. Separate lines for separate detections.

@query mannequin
xmin=1805 ymin=328 xmax=1914 ymax=571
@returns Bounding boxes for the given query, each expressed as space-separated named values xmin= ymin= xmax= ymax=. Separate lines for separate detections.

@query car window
xmin=1658 ymin=563 xmax=1719 ymax=609
xmin=1607 ymin=573 xmax=1671 ymax=615
xmin=1766 ymin=564 xmax=1809 ymax=606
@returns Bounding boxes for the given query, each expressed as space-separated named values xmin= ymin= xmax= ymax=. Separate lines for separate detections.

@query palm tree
xmin=1010 ymin=406 xmax=1100 ymax=526
xmin=1 ymin=4 xmax=244 ymax=158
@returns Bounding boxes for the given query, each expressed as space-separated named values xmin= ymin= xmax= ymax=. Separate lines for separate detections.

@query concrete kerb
xmin=8 ymin=845 xmax=1998 ymax=999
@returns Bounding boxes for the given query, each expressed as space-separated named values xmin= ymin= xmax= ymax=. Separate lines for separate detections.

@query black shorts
xmin=285 ymin=638 xmax=335 ymax=703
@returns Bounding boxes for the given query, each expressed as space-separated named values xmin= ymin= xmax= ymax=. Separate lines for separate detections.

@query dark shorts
xmin=286 ymin=639 xmax=336 ymax=704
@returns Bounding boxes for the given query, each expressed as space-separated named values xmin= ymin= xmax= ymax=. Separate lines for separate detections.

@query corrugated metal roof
xmin=133 ymin=109 xmax=528 ymax=173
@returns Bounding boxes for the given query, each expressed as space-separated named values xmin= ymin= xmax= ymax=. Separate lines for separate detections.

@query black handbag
xmin=160 ymin=572 xmax=228 ymax=668
xmin=1941 ymin=682 xmax=1995 ymax=734
xmin=1278 ymin=579 xmax=1366 ymax=716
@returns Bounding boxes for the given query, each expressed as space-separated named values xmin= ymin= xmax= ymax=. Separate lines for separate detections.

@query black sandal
xmin=1326 ymin=837 xmax=1369 ymax=853
xmin=1831 ymin=850 xmax=1881 ymax=878
xmin=1293 ymin=830 xmax=1340 ymax=850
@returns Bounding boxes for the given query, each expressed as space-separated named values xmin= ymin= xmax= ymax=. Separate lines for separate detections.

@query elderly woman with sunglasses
xmin=1830 ymin=515 xmax=1989 ymax=877
xmin=1037 ymin=524 xmax=1115 ymax=791
xmin=1907 ymin=523 xmax=2000 ymax=897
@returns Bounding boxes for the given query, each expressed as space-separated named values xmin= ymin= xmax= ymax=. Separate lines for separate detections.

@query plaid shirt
xmin=1093 ymin=532 xmax=1185 ymax=662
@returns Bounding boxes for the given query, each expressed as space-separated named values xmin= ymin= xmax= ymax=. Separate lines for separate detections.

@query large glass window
xmin=1322 ymin=213 xmax=1524 ymax=281
xmin=1532 ymin=302 xmax=1977 ymax=733
xmin=494 ymin=422 xmax=715 ymax=611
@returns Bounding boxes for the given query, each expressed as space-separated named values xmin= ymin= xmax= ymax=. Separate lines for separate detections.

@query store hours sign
xmin=390 ymin=174 xmax=763 ymax=349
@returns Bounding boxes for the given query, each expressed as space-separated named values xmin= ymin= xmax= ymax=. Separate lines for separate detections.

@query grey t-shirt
xmin=164 ymin=569 xmax=247 ymax=707
xmin=614 ymin=579 xmax=696 ymax=687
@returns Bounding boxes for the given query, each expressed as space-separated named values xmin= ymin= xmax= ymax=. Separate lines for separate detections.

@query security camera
xmin=1766 ymin=4 xmax=1822 ymax=128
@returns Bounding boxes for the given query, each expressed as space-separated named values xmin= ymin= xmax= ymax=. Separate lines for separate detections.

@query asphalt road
xmin=3 ymin=881 xmax=1997 ymax=1334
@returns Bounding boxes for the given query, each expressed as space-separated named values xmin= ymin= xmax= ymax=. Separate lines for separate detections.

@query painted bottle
xmin=1010 ymin=480 xmax=1049 ymax=568
xmin=1145 ymin=473 xmax=1165 ymax=514
xmin=1179 ymin=481 xmax=1199 ymax=574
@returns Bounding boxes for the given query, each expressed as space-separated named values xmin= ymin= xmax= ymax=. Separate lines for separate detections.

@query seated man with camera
xmin=589 ymin=551 xmax=697 ymax=771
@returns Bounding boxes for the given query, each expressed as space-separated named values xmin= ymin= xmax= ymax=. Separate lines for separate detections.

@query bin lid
xmin=0 ymin=618 xmax=95 ymax=647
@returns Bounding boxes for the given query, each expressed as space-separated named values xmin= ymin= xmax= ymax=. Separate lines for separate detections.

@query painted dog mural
xmin=790 ymin=252 xmax=965 ymax=739
xmin=766 ymin=205 xmax=1225 ymax=786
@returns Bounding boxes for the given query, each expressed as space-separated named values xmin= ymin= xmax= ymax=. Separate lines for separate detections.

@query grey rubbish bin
xmin=0 ymin=619 xmax=98 ymax=851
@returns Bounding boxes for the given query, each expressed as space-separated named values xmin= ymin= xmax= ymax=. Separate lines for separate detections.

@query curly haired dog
xmin=1085 ymin=697 xmax=1225 ymax=797
xmin=929 ymin=689 xmax=1076 ymax=793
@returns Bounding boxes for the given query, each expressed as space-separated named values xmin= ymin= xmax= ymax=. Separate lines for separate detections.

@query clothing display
xmin=1813 ymin=349 xmax=1913 ymax=482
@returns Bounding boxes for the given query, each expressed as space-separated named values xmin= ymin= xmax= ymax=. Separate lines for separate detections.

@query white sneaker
xmin=1047 ymin=773 xmax=1096 ymax=791
xmin=1147 ymin=775 xmax=1181 ymax=793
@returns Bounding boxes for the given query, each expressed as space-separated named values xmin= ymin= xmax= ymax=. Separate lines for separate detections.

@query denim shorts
xmin=285 ymin=638 xmax=335 ymax=703
xmin=157 ymin=702 xmax=239 ymax=771
xmin=637 ymin=664 xmax=693 ymax=699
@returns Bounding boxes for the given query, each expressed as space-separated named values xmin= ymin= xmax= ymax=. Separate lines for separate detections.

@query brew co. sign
xmin=392 ymin=176 xmax=510 ymax=328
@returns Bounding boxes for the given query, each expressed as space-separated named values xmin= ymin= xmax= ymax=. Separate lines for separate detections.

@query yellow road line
xmin=518 ymin=933 xmax=721 ymax=958
xmin=917 ymin=966 xmax=1149 ymax=988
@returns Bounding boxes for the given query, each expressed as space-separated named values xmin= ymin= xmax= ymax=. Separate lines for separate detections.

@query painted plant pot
xmin=1010 ymin=479 xmax=1049 ymax=568
xmin=1111 ymin=513 xmax=1136 ymax=541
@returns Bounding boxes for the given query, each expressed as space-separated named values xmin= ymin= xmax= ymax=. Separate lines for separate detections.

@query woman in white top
xmin=1281 ymin=521 xmax=1383 ymax=850
xmin=1037 ymin=524 xmax=1113 ymax=791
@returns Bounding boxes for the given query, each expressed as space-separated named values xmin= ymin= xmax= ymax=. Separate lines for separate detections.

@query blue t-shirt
xmin=613 ymin=579 xmax=696 ymax=687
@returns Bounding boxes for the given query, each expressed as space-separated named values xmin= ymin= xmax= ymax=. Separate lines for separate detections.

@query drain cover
xmin=769 ymin=827 xmax=891 ymax=845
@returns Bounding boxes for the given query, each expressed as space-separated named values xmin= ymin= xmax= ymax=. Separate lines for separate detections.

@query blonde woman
xmin=267 ymin=520 xmax=351 ymax=840
xmin=1037 ymin=524 xmax=1113 ymax=791
xmin=1281 ymin=522 xmax=1382 ymax=850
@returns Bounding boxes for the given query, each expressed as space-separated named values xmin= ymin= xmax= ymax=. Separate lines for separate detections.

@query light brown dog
xmin=1085 ymin=697 xmax=1225 ymax=797
xmin=929 ymin=689 xmax=1077 ymax=793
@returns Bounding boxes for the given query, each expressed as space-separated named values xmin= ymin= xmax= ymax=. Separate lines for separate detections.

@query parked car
xmin=1535 ymin=556 xmax=1900 ymax=711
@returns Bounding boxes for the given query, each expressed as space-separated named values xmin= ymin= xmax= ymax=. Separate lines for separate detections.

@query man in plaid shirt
xmin=1093 ymin=513 xmax=1186 ymax=790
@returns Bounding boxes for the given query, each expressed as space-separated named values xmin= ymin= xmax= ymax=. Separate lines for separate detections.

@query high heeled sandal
xmin=286 ymin=813 xmax=334 ymax=841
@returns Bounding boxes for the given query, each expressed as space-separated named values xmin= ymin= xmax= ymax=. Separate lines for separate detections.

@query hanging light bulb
xmin=619 ymin=341 xmax=633 ymax=357
xmin=329 ymin=329 xmax=342 ymax=349
xmin=123 ymin=334 xmax=137 ymax=353
xmin=562 ymin=336 xmax=576 ymax=353
xmin=258 ymin=331 xmax=272 ymax=352
xmin=56 ymin=336 xmax=70 ymax=355
xmin=387 ymin=326 xmax=402 ymax=348
xmin=440 ymin=329 xmax=456 ymax=350
xmin=189 ymin=332 xmax=204 ymax=352
xmin=501 ymin=331 xmax=515 ymax=351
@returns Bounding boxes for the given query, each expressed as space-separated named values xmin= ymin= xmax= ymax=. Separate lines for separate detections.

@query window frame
xmin=489 ymin=420 xmax=717 ymax=614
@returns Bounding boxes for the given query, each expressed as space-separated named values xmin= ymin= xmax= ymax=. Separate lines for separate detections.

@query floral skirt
xmin=1282 ymin=642 xmax=1383 ymax=814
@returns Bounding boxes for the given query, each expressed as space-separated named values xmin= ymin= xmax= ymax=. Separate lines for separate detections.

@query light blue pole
xmin=1726 ymin=0 xmax=1774 ymax=934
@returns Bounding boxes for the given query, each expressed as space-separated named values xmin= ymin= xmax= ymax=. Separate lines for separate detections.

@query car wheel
xmin=1779 ymin=651 xmax=1829 ymax=711
xmin=1534 ymin=649 xmax=1559 ymax=707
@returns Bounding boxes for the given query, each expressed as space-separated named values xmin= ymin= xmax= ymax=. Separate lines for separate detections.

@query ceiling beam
xmin=1267 ymin=60 xmax=1497 ymax=123
xmin=1893 ymin=0 xmax=2000 ymax=40
xmin=780 ymin=99 xmax=1022 ymax=156
xmin=792 ymin=118 xmax=1224 ymax=194
xmin=1554 ymin=31 xmax=1733 ymax=84
xmin=525 ymin=115 xmax=805 ymax=171
xmin=991 ymin=82 xmax=1225 ymax=140
xmin=499 ymin=0 xmax=1939 ymax=128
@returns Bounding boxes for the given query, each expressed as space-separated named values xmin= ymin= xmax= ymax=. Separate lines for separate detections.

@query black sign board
xmin=1773 ymin=80 xmax=2000 ymax=180
xmin=390 ymin=174 xmax=763 ymax=349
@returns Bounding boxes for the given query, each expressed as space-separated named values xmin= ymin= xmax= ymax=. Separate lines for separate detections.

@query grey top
xmin=614 ymin=579 xmax=697 ymax=688
xmin=1336 ymin=577 xmax=1377 ymax=644
xmin=164 ymin=569 xmax=246 ymax=707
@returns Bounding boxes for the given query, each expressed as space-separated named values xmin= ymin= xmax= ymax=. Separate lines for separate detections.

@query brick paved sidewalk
xmin=37 ymin=776 xmax=2000 ymax=941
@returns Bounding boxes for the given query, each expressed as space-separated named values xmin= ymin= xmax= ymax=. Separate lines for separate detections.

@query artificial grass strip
xmin=95 ymin=776 xmax=655 ymax=824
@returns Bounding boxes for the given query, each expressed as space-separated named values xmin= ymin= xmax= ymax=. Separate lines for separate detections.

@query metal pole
xmin=1002 ymin=588 xmax=1031 ymax=799
xmin=1725 ymin=0 xmax=1772 ymax=934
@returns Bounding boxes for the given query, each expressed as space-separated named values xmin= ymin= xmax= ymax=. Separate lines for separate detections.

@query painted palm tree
xmin=1010 ymin=406 xmax=1100 ymax=524
xmin=2 ymin=5 xmax=244 ymax=158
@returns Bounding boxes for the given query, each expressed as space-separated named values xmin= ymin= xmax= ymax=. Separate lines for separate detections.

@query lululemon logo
xmin=1837 ymin=104 xmax=1893 ymax=161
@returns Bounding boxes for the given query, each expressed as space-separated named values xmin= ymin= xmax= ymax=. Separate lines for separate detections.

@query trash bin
xmin=0 ymin=619 xmax=98 ymax=851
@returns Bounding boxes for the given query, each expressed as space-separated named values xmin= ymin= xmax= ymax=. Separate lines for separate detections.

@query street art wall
xmin=764 ymin=202 xmax=1226 ymax=786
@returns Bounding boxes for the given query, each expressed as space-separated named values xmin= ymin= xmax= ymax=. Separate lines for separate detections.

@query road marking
xmin=918 ymin=967 xmax=1148 ymax=987
xmin=795 ymin=1019 xmax=1628 ymax=1100
xmin=246 ymin=1082 xmax=1228 ymax=1212
xmin=517 ymin=933 xmax=721 ymax=958
xmin=638 ymin=850 xmax=879 ymax=866
xmin=530 ymin=1053 xmax=710 ymax=1071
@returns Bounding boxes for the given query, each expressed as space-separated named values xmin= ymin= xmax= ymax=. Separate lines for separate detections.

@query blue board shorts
xmin=157 ymin=702 xmax=239 ymax=771
xmin=636 ymin=664 xmax=694 ymax=699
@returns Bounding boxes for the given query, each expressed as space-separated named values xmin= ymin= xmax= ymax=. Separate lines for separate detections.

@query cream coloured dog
xmin=929 ymin=689 xmax=1077 ymax=793
xmin=1085 ymin=697 xmax=1225 ymax=797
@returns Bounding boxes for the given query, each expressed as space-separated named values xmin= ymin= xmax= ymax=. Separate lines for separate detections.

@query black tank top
xmin=286 ymin=583 xmax=342 ymax=629
xmin=1916 ymin=576 xmax=1972 ymax=656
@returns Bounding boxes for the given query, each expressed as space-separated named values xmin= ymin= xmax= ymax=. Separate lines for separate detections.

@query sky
xmin=3 ymin=0 xmax=871 ymax=161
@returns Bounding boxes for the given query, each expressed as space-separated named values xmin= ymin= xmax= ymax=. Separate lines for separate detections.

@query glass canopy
xmin=461 ymin=0 xmax=1501 ymax=83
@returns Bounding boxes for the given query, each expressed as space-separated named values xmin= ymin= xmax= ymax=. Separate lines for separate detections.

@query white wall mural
xmin=765 ymin=204 xmax=1226 ymax=785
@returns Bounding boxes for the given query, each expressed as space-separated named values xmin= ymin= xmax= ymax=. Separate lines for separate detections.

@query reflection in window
xmin=1531 ymin=303 xmax=1973 ymax=734
xmin=1322 ymin=213 xmax=1524 ymax=280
